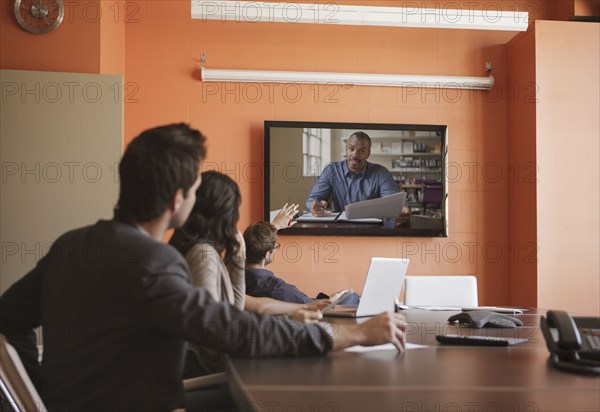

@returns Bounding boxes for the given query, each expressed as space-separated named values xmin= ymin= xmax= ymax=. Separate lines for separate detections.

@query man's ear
xmin=170 ymin=188 xmax=185 ymax=212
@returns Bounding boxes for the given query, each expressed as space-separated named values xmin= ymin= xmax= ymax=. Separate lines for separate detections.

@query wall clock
xmin=14 ymin=0 xmax=64 ymax=34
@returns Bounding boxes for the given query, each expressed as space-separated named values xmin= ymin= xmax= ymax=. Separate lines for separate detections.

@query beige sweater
xmin=184 ymin=242 xmax=245 ymax=310
xmin=183 ymin=242 xmax=246 ymax=375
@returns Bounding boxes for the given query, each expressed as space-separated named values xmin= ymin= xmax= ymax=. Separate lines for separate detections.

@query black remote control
xmin=436 ymin=334 xmax=528 ymax=347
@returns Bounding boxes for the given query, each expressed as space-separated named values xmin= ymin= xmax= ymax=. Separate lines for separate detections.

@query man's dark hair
xmin=243 ymin=221 xmax=278 ymax=264
xmin=348 ymin=131 xmax=371 ymax=149
xmin=115 ymin=123 xmax=207 ymax=223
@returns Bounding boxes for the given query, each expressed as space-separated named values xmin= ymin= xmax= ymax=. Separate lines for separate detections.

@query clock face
xmin=14 ymin=0 xmax=64 ymax=34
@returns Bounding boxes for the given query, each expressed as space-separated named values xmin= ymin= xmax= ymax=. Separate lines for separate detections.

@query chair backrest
xmin=422 ymin=185 xmax=443 ymax=206
xmin=0 ymin=336 xmax=46 ymax=412
xmin=182 ymin=346 xmax=227 ymax=391
xmin=404 ymin=276 xmax=478 ymax=307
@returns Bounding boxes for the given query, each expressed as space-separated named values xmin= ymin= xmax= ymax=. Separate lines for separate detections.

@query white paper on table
xmin=294 ymin=211 xmax=340 ymax=222
xmin=404 ymin=306 xmax=524 ymax=314
xmin=461 ymin=306 xmax=525 ymax=314
xmin=408 ymin=306 xmax=462 ymax=311
xmin=344 ymin=343 xmax=427 ymax=353
xmin=336 ymin=211 xmax=382 ymax=223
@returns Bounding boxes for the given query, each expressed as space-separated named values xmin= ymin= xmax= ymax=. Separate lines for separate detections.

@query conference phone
xmin=540 ymin=310 xmax=600 ymax=375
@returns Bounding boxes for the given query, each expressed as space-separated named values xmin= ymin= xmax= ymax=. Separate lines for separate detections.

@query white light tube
xmin=192 ymin=1 xmax=528 ymax=32
xmin=201 ymin=67 xmax=495 ymax=91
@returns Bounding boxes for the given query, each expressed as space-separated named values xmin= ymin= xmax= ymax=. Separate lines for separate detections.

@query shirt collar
xmin=249 ymin=268 xmax=274 ymax=279
xmin=343 ymin=160 xmax=369 ymax=178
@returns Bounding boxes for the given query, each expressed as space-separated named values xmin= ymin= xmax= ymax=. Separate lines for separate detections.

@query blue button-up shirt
xmin=306 ymin=161 xmax=400 ymax=212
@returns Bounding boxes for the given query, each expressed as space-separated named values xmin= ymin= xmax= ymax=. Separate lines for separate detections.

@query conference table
xmin=224 ymin=309 xmax=600 ymax=412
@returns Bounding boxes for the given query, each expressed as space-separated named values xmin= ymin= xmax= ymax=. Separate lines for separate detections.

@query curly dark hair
xmin=170 ymin=171 xmax=242 ymax=268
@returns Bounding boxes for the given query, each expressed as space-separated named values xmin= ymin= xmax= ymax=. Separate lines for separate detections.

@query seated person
xmin=170 ymin=171 xmax=329 ymax=375
xmin=244 ymin=221 xmax=360 ymax=305
xmin=306 ymin=131 xmax=402 ymax=216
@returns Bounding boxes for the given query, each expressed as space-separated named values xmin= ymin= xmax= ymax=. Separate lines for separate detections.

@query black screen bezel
xmin=264 ymin=120 xmax=448 ymax=237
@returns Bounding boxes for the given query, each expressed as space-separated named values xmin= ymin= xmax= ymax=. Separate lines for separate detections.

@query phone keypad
xmin=581 ymin=328 xmax=600 ymax=351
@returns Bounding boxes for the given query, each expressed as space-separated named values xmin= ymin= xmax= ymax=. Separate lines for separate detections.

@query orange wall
xmin=506 ymin=27 xmax=538 ymax=307
xmin=0 ymin=1 xmax=567 ymax=307
xmin=1 ymin=0 xmax=101 ymax=73
xmin=507 ymin=20 xmax=600 ymax=315
xmin=535 ymin=21 xmax=600 ymax=315
xmin=555 ymin=0 xmax=576 ymax=21
xmin=553 ymin=0 xmax=599 ymax=20
xmin=575 ymin=0 xmax=600 ymax=17
xmin=0 ymin=0 xmax=565 ymax=79
xmin=100 ymin=1 xmax=126 ymax=75
xmin=123 ymin=0 xmax=540 ymax=304
xmin=0 ymin=0 xmax=125 ymax=74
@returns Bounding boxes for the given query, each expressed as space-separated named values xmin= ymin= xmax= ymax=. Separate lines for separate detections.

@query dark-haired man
xmin=244 ymin=221 xmax=359 ymax=305
xmin=306 ymin=131 xmax=405 ymax=216
xmin=0 ymin=123 xmax=407 ymax=412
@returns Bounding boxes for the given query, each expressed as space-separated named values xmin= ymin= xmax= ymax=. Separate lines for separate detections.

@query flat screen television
xmin=264 ymin=121 xmax=448 ymax=237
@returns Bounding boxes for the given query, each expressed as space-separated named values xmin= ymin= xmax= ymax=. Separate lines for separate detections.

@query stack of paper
xmin=295 ymin=212 xmax=340 ymax=222
xmin=336 ymin=211 xmax=381 ymax=223
xmin=345 ymin=192 xmax=406 ymax=219
xmin=295 ymin=211 xmax=382 ymax=224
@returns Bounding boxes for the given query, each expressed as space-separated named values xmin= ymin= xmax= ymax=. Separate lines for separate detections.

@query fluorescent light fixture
xmin=192 ymin=1 xmax=528 ymax=31
xmin=201 ymin=67 xmax=495 ymax=91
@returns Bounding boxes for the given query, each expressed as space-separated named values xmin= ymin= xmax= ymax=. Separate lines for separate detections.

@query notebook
xmin=324 ymin=257 xmax=410 ymax=318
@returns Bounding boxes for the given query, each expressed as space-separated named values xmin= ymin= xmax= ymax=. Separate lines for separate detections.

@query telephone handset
xmin=540 ymin=310 xmax=600 ymax=375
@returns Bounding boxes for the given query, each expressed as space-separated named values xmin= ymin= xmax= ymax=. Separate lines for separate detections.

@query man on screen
xmin=306 ymin=131 xmax=406 ymax=216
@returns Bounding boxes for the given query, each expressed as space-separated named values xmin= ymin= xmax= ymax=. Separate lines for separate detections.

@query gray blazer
xmin=0 ymin=220 xmax=332 ymax=411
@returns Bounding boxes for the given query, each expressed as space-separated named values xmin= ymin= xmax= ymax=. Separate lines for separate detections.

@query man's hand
xmin=357 ymin=312 xmax=407 ymax=352
xmin=395 ymin=207 xmax=412 ymax=227
xmin=271 ymin=203 xmax=299 ymax=231
xmin=305 ymin=299 xmax=331 ymax=311
xmin=234 ymin=230 xmax=246 ymax=258
xmin=288 ymin=309 xmax=323 ymax=323
xmin=328 ymin=289 xmax=351 ymax=303
xmin=331 ymin=312 xmax=407 ymax=352
xmin=310 ymin=200 xmax=329 ymax=217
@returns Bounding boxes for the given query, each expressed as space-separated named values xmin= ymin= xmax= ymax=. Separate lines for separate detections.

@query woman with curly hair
xmin=170 ymin=171 xmax=326 ymax=375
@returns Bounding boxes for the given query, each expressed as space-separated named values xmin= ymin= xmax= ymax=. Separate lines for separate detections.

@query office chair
xmin=183 ymin=373 xmax=227 ymax=391
xmin=0 ymin=336 xmax=46 ymax=412
xmin=182 ymin=346 xmax=227 ymax=391
xmin=422 ymin=184 xmax=443 ymax=212
xmin=181 ymin=346 xmax=235 ymax=412
xmin=0 ymin=337 xmax=225 ymax=411
xmin=404 ymin=276 xmax=479 ymax=307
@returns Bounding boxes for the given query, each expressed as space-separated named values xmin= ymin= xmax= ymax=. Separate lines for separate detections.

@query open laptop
xmin=324 ymin=257 xmax=409 ymax=318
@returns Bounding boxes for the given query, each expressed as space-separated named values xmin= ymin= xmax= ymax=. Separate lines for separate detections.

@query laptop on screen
xmin=324 ymin=257 xmax=409 ymax=318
